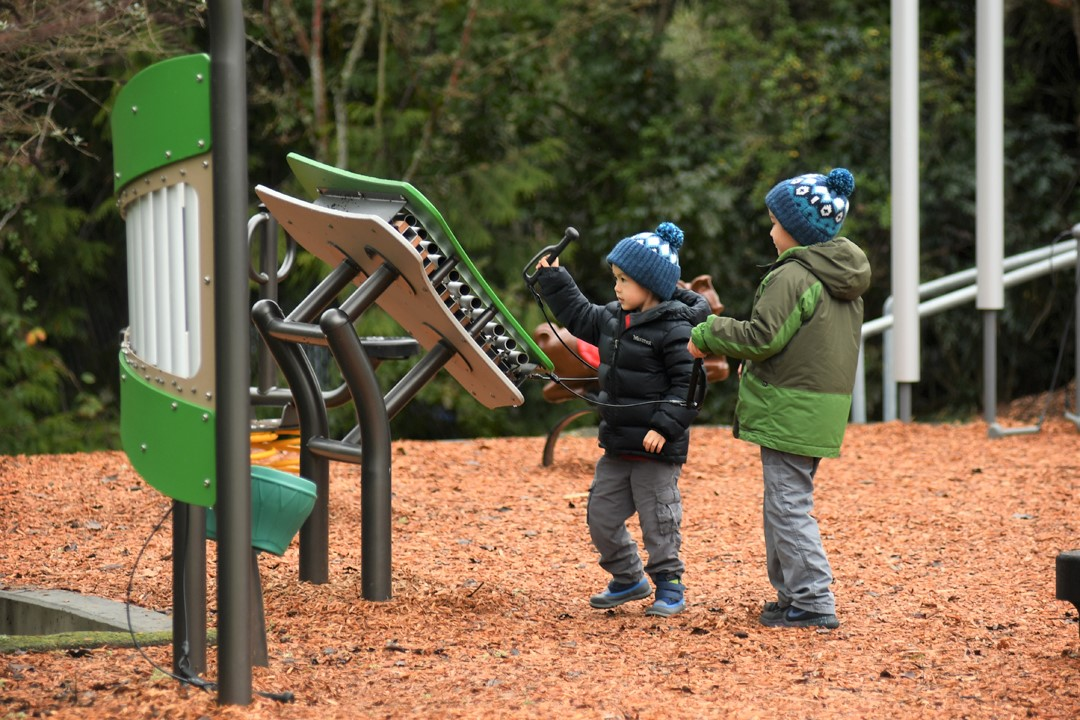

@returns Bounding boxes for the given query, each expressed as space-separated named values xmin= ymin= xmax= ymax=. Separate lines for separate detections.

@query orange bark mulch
xmin=1 ymin=413 xmax=1079 ymax=719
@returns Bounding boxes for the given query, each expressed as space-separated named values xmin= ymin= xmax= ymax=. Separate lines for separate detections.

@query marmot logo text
xmin=632 ymin=335 xmax=652 ymax=346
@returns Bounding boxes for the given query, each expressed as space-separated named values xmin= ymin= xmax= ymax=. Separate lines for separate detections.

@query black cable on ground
xmin=125 ymin=503 xmax=295 ymax=703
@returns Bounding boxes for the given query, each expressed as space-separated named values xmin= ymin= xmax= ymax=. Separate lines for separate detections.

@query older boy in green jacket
xmin=688 ymin=168 xmax=871 ymax=629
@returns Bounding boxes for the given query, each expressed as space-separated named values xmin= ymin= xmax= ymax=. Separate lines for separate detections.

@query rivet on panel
xmin=202 ymin=413 xmax=210 ymax=422
xmin=198 ymin=140 xmax=205 ymax=148
xmin=170 ymin=402 xmax=178 ymax=411
xmin=196 ymin=74 xmax=204 ymax=83
xmin=203 ymin=276 xmax=211 ymax=285
xmin=205 ymin=392 xmax=213 ymax=401
xmin=131 ymin=106 xmax=138 ymax=114
xmin=165 ymin=151 xmax=172 ymax=159
xmin=140 ymin=444 xmax=147 ymax=453
xmin=203 ymin=479 xmax=211 ymax=487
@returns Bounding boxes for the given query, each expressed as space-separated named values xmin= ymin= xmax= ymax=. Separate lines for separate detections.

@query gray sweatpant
xmin=587 ymin=454 xmax=684 ymax=584
xmin=761 ymin=446 xmax=835 ymax=614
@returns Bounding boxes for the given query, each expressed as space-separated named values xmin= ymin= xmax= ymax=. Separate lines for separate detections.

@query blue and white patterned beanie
xmin=765 ymin=168 xmax=855 ymax=246
xmin=605 ymin=222 xmax=684 ymax=301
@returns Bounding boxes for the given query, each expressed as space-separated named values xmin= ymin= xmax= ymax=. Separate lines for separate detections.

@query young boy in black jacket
xmin=534 ymin=222 xmax=709 ymax=616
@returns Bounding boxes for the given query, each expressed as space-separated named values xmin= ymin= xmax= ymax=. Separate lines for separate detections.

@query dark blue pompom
xmin=655 ymin=222 xmax=684 ymax=252
xmin=827 ymin=168 xmax=855 ymax=197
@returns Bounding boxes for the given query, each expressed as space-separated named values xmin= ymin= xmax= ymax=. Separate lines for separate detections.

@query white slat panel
xmin=125 ymin=200 xmax=144 ymax=357
xmin=183 ymin=184 xmax=201 ymax=376
xmin=139 ymin=193 xmax=158 ymax=367
xmin=152 ymin=187 xmax=172 ymax=372
xmin=166 ymin=183 xmax=189 ymax=377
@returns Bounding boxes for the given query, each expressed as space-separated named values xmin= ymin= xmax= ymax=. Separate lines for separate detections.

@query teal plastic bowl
xmin=206 ymin=466 xmax=317 ymax=555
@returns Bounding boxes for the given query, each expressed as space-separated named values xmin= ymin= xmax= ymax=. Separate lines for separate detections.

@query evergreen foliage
xmin=1 ymin=1 xmax=1078 ymax=451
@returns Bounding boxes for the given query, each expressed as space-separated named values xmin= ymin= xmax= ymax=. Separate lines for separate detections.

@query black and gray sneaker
xmin=758 ymin=601 xmax=790 ymax=625
xmin=760 ymin=605 xmax=839 ymax=629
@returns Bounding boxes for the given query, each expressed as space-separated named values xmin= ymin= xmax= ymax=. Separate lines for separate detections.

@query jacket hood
xmin=632 ymin=286 xmax=712 ymax=325
xmin=784 ymin=237 xmax=871 ymax=301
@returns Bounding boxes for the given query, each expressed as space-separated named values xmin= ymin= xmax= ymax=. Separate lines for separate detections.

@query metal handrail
xmin=852 ymin=238 xmax=1077 ymax=423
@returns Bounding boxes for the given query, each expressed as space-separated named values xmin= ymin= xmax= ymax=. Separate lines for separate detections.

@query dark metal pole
xmin=256 ymin=209 xmax=279 ymax=393
xmin=172 ymin=502 xmax=206 ymax=674
xmin=210 ymin=0 xmax=252 ymax=704
xmin=983 ymin=309 xmax=997 ymax=424
xmin=252 ymin=300 xmax=331 ymax=583
xmin=321 ymin=309 xmax=394 ymax=600
xmin=287 ymin=260 xmax=362 ymax=323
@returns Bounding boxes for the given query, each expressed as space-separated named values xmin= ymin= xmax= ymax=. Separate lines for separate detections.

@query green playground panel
xmin=120 ymin=353 xmax=216 ymax=508
xmin=111 ymin=54 xmax=213 ymax=193
xmin=286 ymin=153 xmax=552 ymax=371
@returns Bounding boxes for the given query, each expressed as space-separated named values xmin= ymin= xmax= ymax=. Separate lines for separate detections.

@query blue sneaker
xmin=760 ymin=605 xmax=839 ymax=629
xmin=645 ymin=577 xmax=685 ymax=617
xmin=589 ymin=577 xmax=652 ymax=608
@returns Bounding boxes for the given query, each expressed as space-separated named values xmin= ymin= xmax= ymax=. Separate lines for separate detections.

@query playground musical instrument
xmin=254 ymin=154 xmax=554 ymax=409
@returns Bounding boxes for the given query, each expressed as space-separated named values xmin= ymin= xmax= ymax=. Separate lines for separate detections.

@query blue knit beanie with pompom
xmin=605 ymin=221 xmax=684 ymax=300
xmin=765 ymin=168 xmax=855 ymax=246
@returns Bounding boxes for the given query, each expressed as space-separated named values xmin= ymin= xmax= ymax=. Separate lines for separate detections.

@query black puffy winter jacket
xmin=535 ymin=266 xmax=711 ymax=463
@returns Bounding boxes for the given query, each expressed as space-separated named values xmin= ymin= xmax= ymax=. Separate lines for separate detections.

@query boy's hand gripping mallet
xmin=523 ymin=227 xmax=579 ymax=287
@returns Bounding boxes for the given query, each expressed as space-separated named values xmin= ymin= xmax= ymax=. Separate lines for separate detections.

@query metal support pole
xmin=255 ymin=208 xmax=279 ymax=393
xmin=286 ymin=259 xmax=362 ymax=323
xmin=891 ymin=0 xmax=921 ymax=420
xmin=983 ymin=309 xmax=997 ymax=423
xmin=172 ymin=502 xmax=206 ymax=675
xmin=976 ymin=0 xmax=1005 ymax=434
xmin=252 ymin=300 xmax=331 ymax=583
xmin=898 ymin=383 xmax=913 ymax=422
xmin=321 ymin=309 xmax=394 ymax=600
xmin=210 ymin=0 xmax=252 ymax=703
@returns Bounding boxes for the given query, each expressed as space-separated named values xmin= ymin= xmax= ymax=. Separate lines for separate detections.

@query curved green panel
xmin=286 ymin=153 xmax=552 ymax=370
xmin=120 ymin=353 xmax=216 ymax=507
xmin=112 ymin=54 xmax=212 ymax=193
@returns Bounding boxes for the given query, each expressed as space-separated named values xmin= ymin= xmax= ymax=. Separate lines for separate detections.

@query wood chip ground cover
xmin=1 ymin=416 xmax=1078 ymax=719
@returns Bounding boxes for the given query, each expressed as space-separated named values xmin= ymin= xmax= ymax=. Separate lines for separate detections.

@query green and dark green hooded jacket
xmin=690 ymin=237 xmax=871 ymax=458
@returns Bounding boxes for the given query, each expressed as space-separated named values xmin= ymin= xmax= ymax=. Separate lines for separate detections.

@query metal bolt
xmin=196 ymin=74 xmax=204 ymax=83
xmin=165 ymin=151 xmax=172 ymax=159
xmin=203 ymin=478 xmax=211 ymax=487
xmin=202 ymin=413 xmax=210 ymax=422
xmin=203 ymin=276 xmax=211 ymax=285
xmin=140 ymin=444 xmax=147 ymax=453
xmin=205 ymin=392 xmax=212 ymax=401
xmin=198 ymin=139 xmax=205 ymax=149
xmin=171 ymin=402 xmax=178 ymax=411
xmin=131 ymin=106 xmax=138 ymax=114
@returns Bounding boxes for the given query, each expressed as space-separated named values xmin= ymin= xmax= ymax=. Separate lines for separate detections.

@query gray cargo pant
xmin=587 ymin=454 xmax=684 ymax=584
xmin=761 ymin=446 xmax=835 ymax=614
